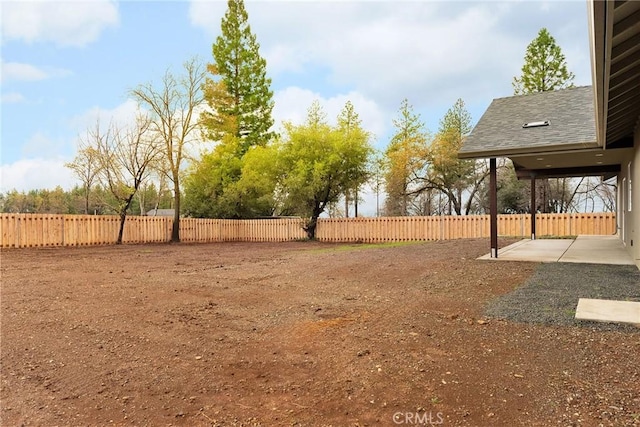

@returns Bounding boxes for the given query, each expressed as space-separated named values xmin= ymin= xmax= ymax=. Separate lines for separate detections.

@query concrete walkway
xmin=479 ymin=235 xmax=639 ymax=326
xmin=575 ymin=298 xmax=640 ymax=326
xmin=479 ymin=235 xmax=635 ymax=265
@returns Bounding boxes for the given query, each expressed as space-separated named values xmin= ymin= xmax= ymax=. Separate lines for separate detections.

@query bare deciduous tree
xmin=65 ymin=138 xmax=102 ymax=214
xmin=131 ymin=58 xmax=206 ymax=242
xmin=91 ymin=115 xmax=160 ymax=244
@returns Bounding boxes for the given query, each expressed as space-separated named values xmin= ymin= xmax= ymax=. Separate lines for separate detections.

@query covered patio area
xmin=459 ymin=1 xmax=639 ymax=266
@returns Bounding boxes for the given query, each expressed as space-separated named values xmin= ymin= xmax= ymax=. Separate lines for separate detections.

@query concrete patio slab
xmin=479 ymin=235 xmax=635 ymax=266
xmin=561 ymin=235 xmax=635 ymax=265
xmin=478 ymin=239 xmax=573 ymax=262
xmin=575 ymin=298 xmax=640 ymax=326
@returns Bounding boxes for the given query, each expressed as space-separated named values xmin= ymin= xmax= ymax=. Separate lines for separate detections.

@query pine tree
xmin=429 ymin=98 xmax=477 ymax=215
xmin=337 ymin=101 xmax=371 ymax=217
xmin=384 ymin=99 xmax=429 ymax=216
xmin=512 ymin=28 xmax=575 ymax=95
xmin=202 ymin=0 xmax=275 ymax=154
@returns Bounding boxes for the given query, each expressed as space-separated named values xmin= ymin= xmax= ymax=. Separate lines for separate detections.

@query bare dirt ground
xmin=1 ymin=239 xmax=638 ymax=426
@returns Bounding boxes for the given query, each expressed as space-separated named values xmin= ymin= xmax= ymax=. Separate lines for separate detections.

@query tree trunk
xmin=344 ymin=193 xmax=349 ymax=218
xmin=305 ymin=217 xmax=318 ymax=240
xmin=455 ymin=189 xmax=463 ymax=215
xmin=171 ymin=179 xmax=180 ymax=243
xmin=116 ymin=210 xmax=127 ymax=245
xmin=304 ymin=204 xmax=324 ymax=240
xmin=354 ymin=187 xmax=358 ymax=217
xmin=116 ymin=195 xmax=136 ymax=245
xmin=84 ymin=185 xmax=90 ymax=215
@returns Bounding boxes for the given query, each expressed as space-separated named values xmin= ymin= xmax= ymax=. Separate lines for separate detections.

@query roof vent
xmin=522 ymin=120 xmax=550 ymax=128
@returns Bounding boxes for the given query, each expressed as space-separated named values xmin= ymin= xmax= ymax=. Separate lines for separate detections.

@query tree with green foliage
xmin=496 ymin=161 xmax=529 ymax=213
xmin=369 ymin=150 xmax=386 ymax=217
xmin=183 ymin=133 xmax=274 ymax=218
xmin=0 ymin=184 xmax=162 ymax=216
xmin=384 ymin=99 xmax=429 ymax=216
xmin=424 ymin=98 xmax=485 ymax=215
xmin=336 ymin=101 xmax=371 ymax=217
xmin=202 ymin=0 xmax=275 ymax=152
xmin=186 ymin=0 xmax=275 ymax=219
xmin=245 ymin=101 xmax=372 ymax=238
xmin=512 ymin=28 xmax=575 ymax=94
xmin=183 ymin=136 xmax=242 ymax=218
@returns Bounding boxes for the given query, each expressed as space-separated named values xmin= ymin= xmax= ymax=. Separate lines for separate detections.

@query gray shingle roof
xmin=146 ymin=208 xmax=175 ymax=217
xmin=459 ymin=86 xmax=597 ymax=158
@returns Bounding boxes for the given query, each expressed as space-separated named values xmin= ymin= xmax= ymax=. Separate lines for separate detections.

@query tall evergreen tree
xmin=427 ymin=98 xmax=478 ymax=215
xmin=202 ymin=0 xmax=275 ymax=153
xmin=336 ymin=101 xmax=370 ymax=217
xmin=384 ymin=99 xmax=429 ymax=216
xmin=512 ymin=28 xmax=575 ymax=95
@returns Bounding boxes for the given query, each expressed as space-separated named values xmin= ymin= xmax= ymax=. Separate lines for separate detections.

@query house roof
xmin=591 ymin=0 xmax=640 ymax=148
xmin=459 ymin=86 xmax=598 ymax=159
xmin=146 ymin=209 xmax=175 ymax=217
xmin=456 ymin=1 xmax=638 ymax=181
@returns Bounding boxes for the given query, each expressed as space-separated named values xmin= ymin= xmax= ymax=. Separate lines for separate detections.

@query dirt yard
xmin=1 ymin=239 xmax=638 ymax=426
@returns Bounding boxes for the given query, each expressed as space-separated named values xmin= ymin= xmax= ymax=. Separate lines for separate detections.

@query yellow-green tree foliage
xmin=384 ymin=99 xmax=429 ymax=216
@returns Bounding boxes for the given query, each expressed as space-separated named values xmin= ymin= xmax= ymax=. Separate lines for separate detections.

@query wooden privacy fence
xmin=179 ymin=218 xmax=306 ymax=243
xmin=317 ymin=212 xmax=617 ymax=242
xmin=0 ymin=212 xmax=616 ymax=248
xmin=0 ymin=214 xmax=307 ymax=248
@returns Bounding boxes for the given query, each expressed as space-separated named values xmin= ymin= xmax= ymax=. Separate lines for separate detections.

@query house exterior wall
xmin=634 ymin=120 xmax=640 ymax=267
xmin=620 ymin=118 xmax=640 ymax=268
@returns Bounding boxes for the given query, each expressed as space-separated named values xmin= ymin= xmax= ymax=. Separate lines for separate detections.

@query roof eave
xmin=458 ymin=140 xmax=599 ymax=160
xmin=589 ymin=0 xmax=614 ymax=148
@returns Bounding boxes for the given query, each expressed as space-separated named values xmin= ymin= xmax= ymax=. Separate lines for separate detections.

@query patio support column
xmin=530 ymin=174 xmax=536 ymax=240
xmin=490 ymin=158 xmax=498 ymax=258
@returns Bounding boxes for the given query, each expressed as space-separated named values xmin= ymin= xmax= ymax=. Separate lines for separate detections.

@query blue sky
xmin=1 ymin=0 xmax=593 ymax=212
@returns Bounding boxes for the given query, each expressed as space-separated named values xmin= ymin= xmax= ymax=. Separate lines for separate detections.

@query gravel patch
xmin=485 ymin=262 xmax=640 ymax=331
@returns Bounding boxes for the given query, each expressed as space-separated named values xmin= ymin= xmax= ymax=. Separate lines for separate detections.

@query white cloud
xmin=2 ymin=61 xmax=47 ymax=82
xmin=1 ymin=92 xmax=26 ymax=104
xmin=21 ymin=131 xmax=74 ymax=159
xmin=0 ymin=158 xmax=76 ymax=193
xmin=68 ymin=99 xmax=141 ymax=135
xmin=273 ymin=86 xmax=388 ymax=145
xmin=189 ymin=1 xmax=590 ymax=112
xmin=188 ymin=1 xmax=227 ymax=35
xmin=1 ymin=0 xmax=119 ymax=47
xmin=1 ymin=60 xmax=72 ymax=82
